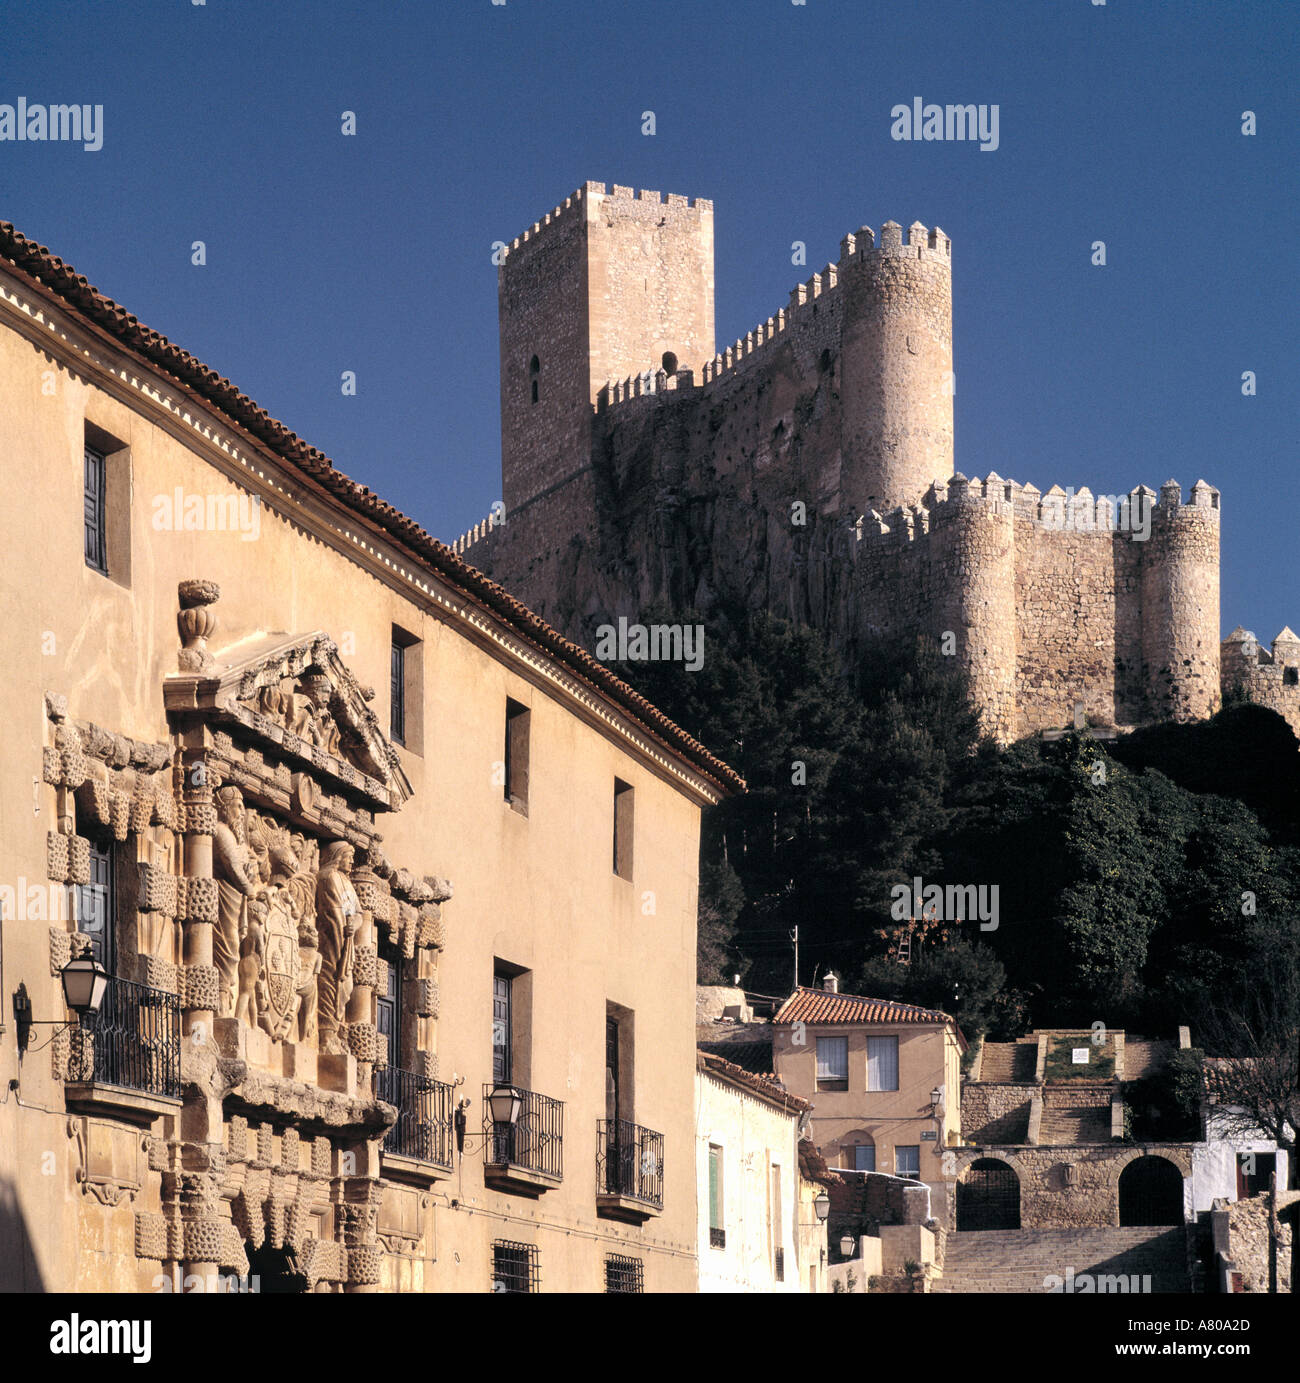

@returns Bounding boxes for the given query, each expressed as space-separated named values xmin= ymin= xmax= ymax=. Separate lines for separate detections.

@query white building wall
xmin=1188 ymin=1108 xmax=1291 ymax=1215
xmin=696 ymin=1071 xmax=803 ymax=1292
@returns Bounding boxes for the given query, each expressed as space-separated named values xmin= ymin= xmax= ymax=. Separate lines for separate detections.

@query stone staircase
xmin=932 ymin=1227 xmax=1192 ymax=1293
xmin=1037 ymin=1102 xmax=1112 ymax=1144
xmin=977 ymin=1041 xmax=1036 ymax=1082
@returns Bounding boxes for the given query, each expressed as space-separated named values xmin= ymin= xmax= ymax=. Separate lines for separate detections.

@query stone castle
xmin=456 ymin=181 xmax=1299 ymax=742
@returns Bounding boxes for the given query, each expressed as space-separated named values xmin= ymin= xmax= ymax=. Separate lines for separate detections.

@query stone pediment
xmin=166 ymin=620 xmax=412 ymax=813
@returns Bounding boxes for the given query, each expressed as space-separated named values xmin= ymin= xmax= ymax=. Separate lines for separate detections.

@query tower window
xmin=529 ymin=355 xmax=540 ymax=404
xmin=661 ymin=351 xmax=678 ymax=375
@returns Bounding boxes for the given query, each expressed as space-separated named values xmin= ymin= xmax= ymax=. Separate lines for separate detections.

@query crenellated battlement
xmin=1222 ymin=625 xmax=1300 ymax=738
xmin=851 ymin=474 xmax=1221 ymax=549
xmin=502 ymin=181 xmax=713 ymax=258
xmin=593 ymin=218 xmax=951 ymax=405
xmin=448 ymin=509 xmax=504 ymax=557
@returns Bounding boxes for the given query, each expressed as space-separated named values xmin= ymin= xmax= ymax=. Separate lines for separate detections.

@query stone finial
xmin=177 ymin=580 xmax=221 ymax=673
xmin=1159 ymin=479 xmax=1182 ymax=506
xmin=880 ymin=220 xmax=903 ymax=250
xmin=856 ymin=225 xmax=875 ymax=250
xmin=1273 ymin=627 xmax=1300 ymax=653
xmin=1189 ymin=479 xmax=1215 ymax=508
xmin=908 ymin=220 xmax=928 ymax=247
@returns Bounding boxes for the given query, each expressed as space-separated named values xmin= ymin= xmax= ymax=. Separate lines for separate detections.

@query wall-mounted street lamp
xmin=487 ymin=1083 xmax=523 ymax=1128
xmin=12 ymin=956 xmax=111 ymax=1054
xmin=839 ymin=1232 xmax=857 ymax=1259
xmin=813 ymin=1189 xmax=830 ymax=1223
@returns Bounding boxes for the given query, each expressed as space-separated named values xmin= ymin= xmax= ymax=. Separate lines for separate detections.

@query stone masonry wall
xmin=963 ymin=1084 xmax=1033 ymax=1145
xmin=1222 ymin=628 xmax=1300 ymax=740
xmin=467 ymin=189 xmax=1249 ymax=745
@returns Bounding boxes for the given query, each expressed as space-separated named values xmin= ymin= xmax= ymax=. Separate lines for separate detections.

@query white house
xmin=696 ymin=1051 xmax=823 ymax=1292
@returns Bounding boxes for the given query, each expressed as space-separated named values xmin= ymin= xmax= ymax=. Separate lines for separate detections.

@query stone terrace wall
xmin=1216 ymin=1192 xmax=1295 ymax=1293
xmin=963 ymin=1084 xmax=1033 ymax=1145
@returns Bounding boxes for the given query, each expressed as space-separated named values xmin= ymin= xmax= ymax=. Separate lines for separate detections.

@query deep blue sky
xmin=3 ymin=0 xmax=1296 ymax=640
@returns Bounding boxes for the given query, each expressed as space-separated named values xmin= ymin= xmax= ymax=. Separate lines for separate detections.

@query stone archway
xmin=1118 ymin=1155 xmax=1183 ymax=1226
xmin=957 ymin=1157 xmax=1021 ymax=1231
xmin=243 ymin=1239 xmax=309 ymax=1293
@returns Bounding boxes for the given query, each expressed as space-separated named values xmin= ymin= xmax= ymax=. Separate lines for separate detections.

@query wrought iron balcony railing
xmin=596 ymin=1119 xmax=664 ymax=1210
xmin=377 ymin=1065 xmax=454 ymax=1169
xmin=482 ymin=1084 xmax=564 ymax=1183
xmin=85 ymin=975 xmax=181 ymax=1099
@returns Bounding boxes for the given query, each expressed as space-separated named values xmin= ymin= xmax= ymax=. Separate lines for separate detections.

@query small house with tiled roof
xmin=772 ymin=975 xmax=965 ymax=1225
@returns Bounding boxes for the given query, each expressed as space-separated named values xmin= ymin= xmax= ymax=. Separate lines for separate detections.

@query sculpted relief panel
xmin=211 ymin=786 xmax=362 ymax=1055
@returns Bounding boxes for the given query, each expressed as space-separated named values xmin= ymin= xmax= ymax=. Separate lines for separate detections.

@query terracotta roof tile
xmin=0 ymin=221 xmax=744 ymax=797
xmin=774 ymin=986 xmax=952 ymax=1027
xmin=697 ymin=1051 xmax=810 ymax=1112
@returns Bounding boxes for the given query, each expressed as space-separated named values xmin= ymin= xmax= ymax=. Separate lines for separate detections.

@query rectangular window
xmin=84 ymin=444 xmax=107 ymax=574
xmin=866 ymin=1035 xmax=899 ymax=1091
xmin=895 ymin=1145 xmax=921 ymax=1179
xmin=390 ymin=641 xmax=405 ymax=744
xmin=77 ymin=840 xmax=115 ymax=973
xmin=770 ymin=1163 xmax=783 ymax=1279
xmin=816 ymin=1036 xmax=848 ymax=1092
xmin=613 ymin=779 xmax=634 ymax=879
xmin=708 ymin=1144 xmax=725 ymax=1247
xmin=492 ymin=971 xmax=512 ymax=1084
xmin=491 ymin=1240 xmax=538 ymax=1294
xmin=604 ymin=1254 xmax=644 ymax=1294
xmin=376 ymin=945 xmax=402 ymax=1071
xmin=852 ymin=1143 xmax=876 ymax=1172
xmin=504 ymin=699 xmax=530 ymax=814
xmin=389 ymin=624 xmax=422 ymax=753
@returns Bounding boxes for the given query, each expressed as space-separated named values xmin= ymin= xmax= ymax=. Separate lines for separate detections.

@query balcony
xmin=596 ymin=1118 xmax=664 ymax=1222
xmin=65 ymin=976 xmax=181 ymax=1123
xmin=378 ymin=1065 xmax=454 ymax=1180
xmin=482 ymin=1084 xmax=564 ymax=1195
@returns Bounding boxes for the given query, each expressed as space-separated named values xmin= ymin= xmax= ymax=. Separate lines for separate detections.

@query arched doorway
xmin=1118 ymin=1156 xmax=1183 ymax=1226
xmin=957 ymin=1158 xmax=1020 ymax=1231
xmin=243 ymin=1240 xmax=309 ymax=1293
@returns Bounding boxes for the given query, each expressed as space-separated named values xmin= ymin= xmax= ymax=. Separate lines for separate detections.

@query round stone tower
xmin=1141 ymin=479 xmax=1221 ymax=722
xmin=839 ymin=220 xmax=954 ymax=517
xmin=932 ymin=473 xmax=1017 ymax=739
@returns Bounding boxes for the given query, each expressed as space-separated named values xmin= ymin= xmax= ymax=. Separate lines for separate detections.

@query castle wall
xmin=586 ymin=185 xmax=714 ymax=395
xmin=497 ymin=189 xmax=592 ymax=516
xmin=477 ymin=186 xmax=1244 ymax=746
xmin=1222 ymin=629 xmax=1300 ymax=739
xmin=1011 ymin=510 xmax=1145 ymax=734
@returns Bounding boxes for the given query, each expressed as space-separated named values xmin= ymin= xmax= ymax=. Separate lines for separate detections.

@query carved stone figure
xmin=213 ymin=786 xmax=260 ymax=1018
xmin=315 ymin=841 xmax=360 ymax=1054
xmin=235 ymin=897 xmax=269 ymax=1028
xmin=255 ymin=674 xmax=341 ymax=756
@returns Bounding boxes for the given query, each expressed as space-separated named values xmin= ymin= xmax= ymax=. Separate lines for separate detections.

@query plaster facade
xmin=0 ymin=227 xmax=740 ymax=1293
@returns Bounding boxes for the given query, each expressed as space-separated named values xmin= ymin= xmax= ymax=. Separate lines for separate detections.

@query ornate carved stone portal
xmin=47 ymin=581 xmax=452 ymax=1289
